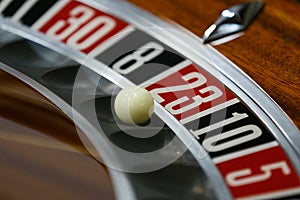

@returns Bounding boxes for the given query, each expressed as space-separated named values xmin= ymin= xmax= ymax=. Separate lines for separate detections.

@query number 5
xmin=226 ymin=161 xmax=291 ymax=187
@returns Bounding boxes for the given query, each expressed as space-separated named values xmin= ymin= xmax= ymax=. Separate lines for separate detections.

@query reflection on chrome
xmin=203 ymin=1 xmax=264 ymax=44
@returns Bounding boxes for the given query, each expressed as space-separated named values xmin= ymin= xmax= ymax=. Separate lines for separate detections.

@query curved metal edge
xmin=0 ymin=61 xmax=137 ymax=200
xmin=0 ymin=19 xmax=229 ymax=199
xmin=88 ymin=0 xmax=300 ymax=173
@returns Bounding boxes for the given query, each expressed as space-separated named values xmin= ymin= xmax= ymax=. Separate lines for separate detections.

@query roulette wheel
xmin=0 ymin=0 xmax=299 ymax=199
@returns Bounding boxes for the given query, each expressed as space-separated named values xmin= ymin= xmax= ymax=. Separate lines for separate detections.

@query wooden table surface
xmin=0 ymin=1 xmax=298 ymax=199
xmin=0 ymin=70 xmax=115 ymax=200
xmin=127 ymin=0 xmax=300 ymax=129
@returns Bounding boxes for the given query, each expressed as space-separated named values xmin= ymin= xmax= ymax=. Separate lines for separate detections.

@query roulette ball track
xmin=0 ymin=0 xmax=299 ymax=199
xmin=128 ymin=0 xmax=300 ymax=128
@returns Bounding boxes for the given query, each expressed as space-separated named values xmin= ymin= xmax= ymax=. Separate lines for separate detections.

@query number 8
xmin=113 ymin=42 xmax=164 ymax=74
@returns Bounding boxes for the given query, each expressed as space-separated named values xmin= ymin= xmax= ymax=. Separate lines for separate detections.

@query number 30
xmin=47 ymin=5 xmax=115 ymax=50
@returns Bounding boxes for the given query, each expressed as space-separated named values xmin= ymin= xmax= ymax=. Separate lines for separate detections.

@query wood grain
xmin=0 ymin=71 xmax=115 ymax=200
xmin=0 ymin=1 xmax=299 ymax=198
xmin=127 ymin=0 xmax=300 ymax=129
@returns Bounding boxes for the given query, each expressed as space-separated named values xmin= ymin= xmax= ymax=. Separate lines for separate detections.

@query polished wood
xmin=0 ymin=71 xmax=115 ymax=200
xmin=127 ymin=0 xmax=300 ymax=129
xmin=0 ymin=1 xmax=299 ymax=198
